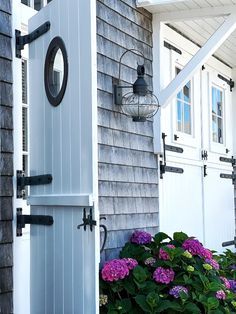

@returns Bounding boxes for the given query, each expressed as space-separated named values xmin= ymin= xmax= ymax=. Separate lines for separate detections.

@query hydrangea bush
xmin=99 ymin=231 xmax=236 ymax=313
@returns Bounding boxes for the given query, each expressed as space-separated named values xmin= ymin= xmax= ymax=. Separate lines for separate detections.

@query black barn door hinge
xmin=218 ymin=74 xmax=234 ymax=92
xmin=17 ymin=170 xmax=53 ymax=198
xmin=222 ymin=237 xmax=236 ymax=248
xmin=77 ymin=208 xmax=97 ymax=232
xmin=160 ymin=133 xmax=184 ymax=179
xmin=15 ymin=21 xmax=50 ymax=58
xmin=219 ymin=156 xmax=236 ymax=167
xmin=17 ymin=208 xmax=53 ymax=236
xmin=220 ymin=172 xmax=236 ymax=185
xmin=164 ymin=41 xmax=182 ymax=55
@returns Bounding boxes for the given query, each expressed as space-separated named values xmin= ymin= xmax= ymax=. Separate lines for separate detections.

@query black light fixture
xmin=114 ymin=49 xmax=159 ymax=122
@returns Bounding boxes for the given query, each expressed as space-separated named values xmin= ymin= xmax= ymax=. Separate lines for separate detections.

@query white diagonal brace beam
xmin=158 ymin=5 xmax=236 ymax=22
xmin=159 ymin=13 xmax=236 ymax=108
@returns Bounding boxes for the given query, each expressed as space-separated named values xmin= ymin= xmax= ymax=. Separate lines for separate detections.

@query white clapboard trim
xmin=159 ymin=13 xmax=236 ymax=108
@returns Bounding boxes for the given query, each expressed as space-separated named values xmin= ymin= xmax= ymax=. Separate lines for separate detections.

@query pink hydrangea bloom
xmin=153 ymin=267 xmax=175 ymax=284
xmin=220 ymin=277 xmax=231 ymax=289
xmin=205 ymin=258 xmax=220 ymax=270
xmin=200 ymin=248 xmax=213 ymax=259
xmin=159 ymin=244 xmax=175 ymax=260
xmin=101 ymin=259 xmax=129 ymax=282
xmin=122 ymin=258 xmax=138 ymax=270
xmin=130 ymin=230 xmax=152 ymax=245
xmin=216 ymin=290 xmax=226 ymax=300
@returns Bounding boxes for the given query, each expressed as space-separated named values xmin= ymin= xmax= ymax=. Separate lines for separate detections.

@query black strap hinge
xmin=17 ymin=170 xmax=53 ymax=198
xmin=77 ymin=208 xmax=97 ymax=232
xmin=220 ymin=172 xmax=235 ymax=185
xmin=15 ymin=21 xmax=50 ymax=58
xmin=222 ymin=237 xmax=236 ymax=248
xmin=219 ymin=156 xmax=236 ymax=167
xmin=218 ymin=74 xmax=234 ymax=92
xmin=164 ymin=41 xmax=182 ymax=55
xmin=17 ymin=208 xmax=53 ymax=236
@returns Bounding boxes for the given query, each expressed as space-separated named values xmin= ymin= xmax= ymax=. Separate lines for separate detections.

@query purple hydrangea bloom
xmin=220 ymin=276 xmax=230 ymax=289
xmin=169 ymin=286 xmax=188 ymax=298
xmin=130 ymin=230 xmax=152 ymax=245
xmin=200 ymin=248 xmax=213 ymax=259
xmin=216 ymin=290 xmax=226 ymax=300
xmin=159 ymin=244 xmax=175 ymax=260
xmin=122 ymin=258 xmax=138 ymax=270
xmin=182 ymin=239 xmax=204 ymax=256
xmin=205 ymin=258 xmax=220 ymax=270
xmin=229 ymin=264 xmax=236 ymax=270
xmin=153 ymin=267 xmax=175 ymax=284
xmin=101 ymin=259 xmax=129 ymax=282
xmin=229 ymin=280 xmax=236 ymax=292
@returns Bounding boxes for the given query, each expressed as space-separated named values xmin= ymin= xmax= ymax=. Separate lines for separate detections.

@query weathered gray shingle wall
xmin=0 ymin=0 xmax=13 ymax=312
xmin=97 ymin=0 xmax=159 ymax=262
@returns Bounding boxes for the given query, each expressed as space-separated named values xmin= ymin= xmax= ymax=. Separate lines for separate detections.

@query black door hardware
xmin=17 ymin=170 xmax=52 ymax=199
xmin=202 ymin=150 xmax=208 ymax=160
xmin=174 ymin=134 xmax=179 ymax=141
xmin=203 ymin=165 xmax=207 ymax=177
xmin=164 ymin=41 xmax=182 ymax=55
xmin=226 ymin=148 xmax=230 ymax=154
xmin=16 ymin=21 xmax=50 ymax=58
xmin=77 ymin=208 xmax=97 ymax=232
xmin=16 ymin=208 xmax=53 ymax=236
xmin=220 ymin=172 xmax=236 ymax=185
xmin=160 ymin=133 xmax=184 ymax=179
xmin=166 ymin=145 xmax=183 ymax=153
xmin=222 ymin=237 xmax=236 ymax=248
xmin=100 ymin=216 xmax=108 ymax=253
xmin=219 ymin=156 xmax=236 ymax=167
xmin=217 ymin=74 xmax=234 ymax=92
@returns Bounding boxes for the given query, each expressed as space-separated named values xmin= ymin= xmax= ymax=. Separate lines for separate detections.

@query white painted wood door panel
xmin=28 ymin=1 xmax=98 ymax=313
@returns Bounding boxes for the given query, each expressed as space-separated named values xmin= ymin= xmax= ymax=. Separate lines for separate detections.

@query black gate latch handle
xmin=77 ymin=208 xmax=97 ymax=232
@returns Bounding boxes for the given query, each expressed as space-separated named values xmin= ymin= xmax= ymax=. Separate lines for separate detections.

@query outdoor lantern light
xmin=114 ymin=49 xmax=159 ymax=122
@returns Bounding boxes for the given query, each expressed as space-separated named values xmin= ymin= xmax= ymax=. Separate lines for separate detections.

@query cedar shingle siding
xmin=0 ymin=0 xmax=13 ymax=312
xmin=97 ymin=0 xmax=159 ymax=262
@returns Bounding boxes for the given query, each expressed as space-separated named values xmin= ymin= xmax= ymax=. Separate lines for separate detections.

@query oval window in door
xmin=44 ymin=36 xmax=68 ymax=106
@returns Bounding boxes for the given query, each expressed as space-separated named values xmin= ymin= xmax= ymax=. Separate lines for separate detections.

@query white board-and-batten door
xmin=27 ymin=1 xmax=99 ymax=313
xmin=159 ymin=28 xmax=235 ymax=253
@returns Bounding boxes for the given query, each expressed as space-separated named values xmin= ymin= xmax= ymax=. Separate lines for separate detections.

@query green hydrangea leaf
xmin=134 ymin=295 xmax=151 ymax=313
xmin=173 ymin=232 xmax=189 ymax=243
xmin=207 ymin=297 xmax=220 ymax=310
xmin=154 ymin=232 xmax=171 ymax=245
xmin=184 ymin=302 xmax=201 ymax=313
xmin=146 ymin=292 xmax=159 ymax=309
xmin=133 ymin=266 xmax=149 ymax=283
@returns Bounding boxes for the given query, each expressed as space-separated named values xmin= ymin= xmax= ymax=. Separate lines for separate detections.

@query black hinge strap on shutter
xmin=160 ymin=133 xmax=184 ymax=179
xmin=164 ymin=41 xmax=182 ymax=55
xmin=217 ymin=74 xmax=234 ymax=92
xmin=220 ymin=172 xmax=235 ymax=185
xmin=15 ymin=21 xmax=51 ymax=58
xmin=219 ymin=156 xmax=236 ymax=167
xmin=17 ymin=170 xmax=53 ymax=198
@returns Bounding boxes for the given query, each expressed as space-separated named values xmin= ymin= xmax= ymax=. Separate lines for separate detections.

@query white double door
xmin=160 ymin=49 xmax=235 ymax=252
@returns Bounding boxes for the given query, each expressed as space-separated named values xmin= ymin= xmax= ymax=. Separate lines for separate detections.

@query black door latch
xmin=17 ymin=208 xmax=53 ymax=236
xmin=222 ymin=237 xmax=236 ymax=248
xmin=77 ymin=208 xmax=97 ymax=232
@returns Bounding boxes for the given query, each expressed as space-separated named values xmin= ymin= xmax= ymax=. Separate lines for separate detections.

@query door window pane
xmin=175 ymin=67 xmax=192 ymax=135
xmin=212 ymin=86 xmax=224 ymax=144
xmin=21 ymin=0 xmax=30 ymax=5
